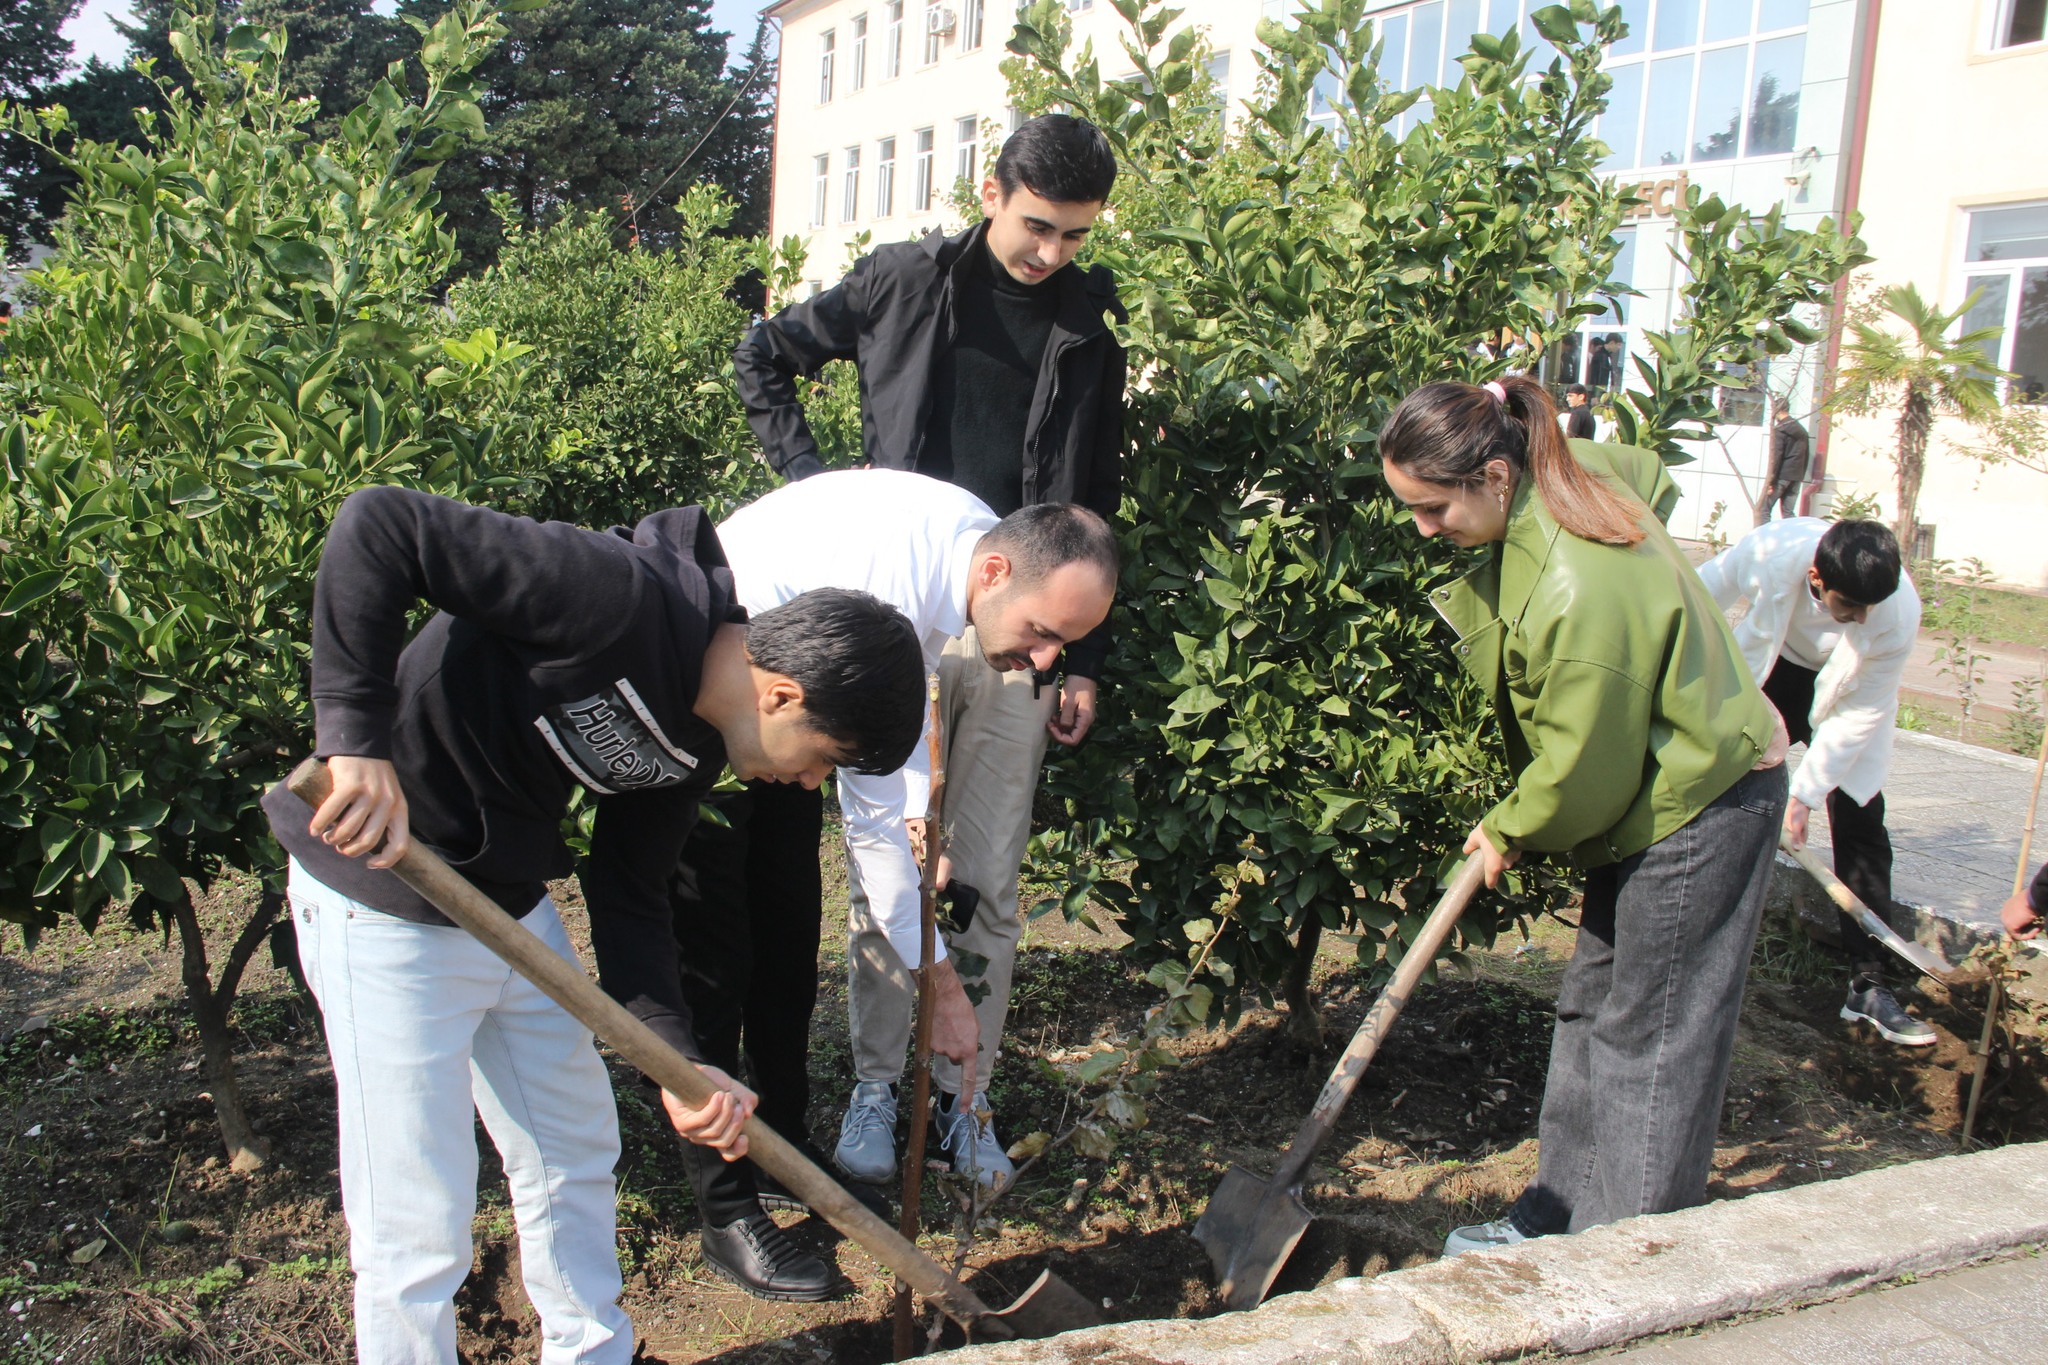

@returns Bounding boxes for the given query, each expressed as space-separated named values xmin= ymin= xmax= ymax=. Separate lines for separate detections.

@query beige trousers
xmin=846 ymin=626 xmax=1056 ymax=1093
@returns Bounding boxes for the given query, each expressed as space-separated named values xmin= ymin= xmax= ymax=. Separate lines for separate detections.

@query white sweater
xmin=717 ymin=469 xmax=997 ymax=969
xmin=1697 ymin=518 xmax=1921 ymax=809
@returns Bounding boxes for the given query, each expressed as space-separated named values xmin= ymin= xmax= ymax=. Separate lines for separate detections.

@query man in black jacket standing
xmin=1757 ymin=396 xmax=1811 ymax=523
xmin=696 ymin=113 xmax=1126 ymax=1250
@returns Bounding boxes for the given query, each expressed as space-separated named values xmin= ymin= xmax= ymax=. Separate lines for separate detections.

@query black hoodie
xmin=262 ymin=486 xmax=737 ymax=1062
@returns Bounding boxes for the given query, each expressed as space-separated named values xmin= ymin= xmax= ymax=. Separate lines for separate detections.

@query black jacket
xmin=1769 ymin=417 xmax=1811 ymax=487
xmin=732 ymin=219 xmax=1127 ymax=679
xmin=262 ymin=487 xmax=738 ymax=1063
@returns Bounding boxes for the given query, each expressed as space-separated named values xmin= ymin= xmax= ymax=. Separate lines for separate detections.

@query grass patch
xmin=1958 ymin=579 xmax=2048 ymax=649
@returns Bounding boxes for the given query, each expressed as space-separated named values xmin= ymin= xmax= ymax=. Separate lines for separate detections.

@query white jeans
xmin=289 ymin=860 xmax=633 ymax=1365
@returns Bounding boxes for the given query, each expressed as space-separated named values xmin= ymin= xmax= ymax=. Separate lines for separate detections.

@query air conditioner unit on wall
xmin=925 ymin=6 xmax=956 ymax=36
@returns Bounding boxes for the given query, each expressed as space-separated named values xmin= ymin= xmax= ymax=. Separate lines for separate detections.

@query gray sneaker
xmin=934 ymin=1091 xmax=1015 ymax=1191
xmin=1442 ymin=1218 xmax=1528 ymax=1257
xmin=833 ymin=1081 xmax=899 ymax=1185
xmin=1841 ymin=978 xmax=1936 ymax=1047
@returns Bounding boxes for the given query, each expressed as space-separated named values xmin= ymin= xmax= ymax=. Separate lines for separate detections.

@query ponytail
xmin=1378 ymin=375 xmax=1645 ymax=547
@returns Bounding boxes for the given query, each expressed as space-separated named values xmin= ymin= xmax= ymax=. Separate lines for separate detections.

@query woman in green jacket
xmin=1378 ymin=375 xmax=1789 ymax=1254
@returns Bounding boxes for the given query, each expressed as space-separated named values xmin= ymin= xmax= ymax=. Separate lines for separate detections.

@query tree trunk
xmin=169 ymin=886 xmax=285 ymax=1173
xmin=1282 ymin=918 xmax=1324 ymax=1050
xmin=1894 ymin=385 xmax=1934 ymax=561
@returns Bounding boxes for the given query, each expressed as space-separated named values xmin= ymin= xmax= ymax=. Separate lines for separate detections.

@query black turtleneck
xmin=922 ymin=241 xmax=1063 ymax=517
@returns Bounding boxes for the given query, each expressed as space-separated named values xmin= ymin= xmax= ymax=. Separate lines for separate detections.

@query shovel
xmin=1780 ymin=838 xmax=1954 ymax=982
xmin=1195 ymin=855 xmax=1485 ymax=1312
xmin=287 ymin=758 xmax=1100 ymax=1344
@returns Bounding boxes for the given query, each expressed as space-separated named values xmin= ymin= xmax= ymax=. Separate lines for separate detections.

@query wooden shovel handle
xmin=285 ymin=758 xmax=1006 ymax=1333
xmin=1269 ymin=856 xmax=1485 ymax=1191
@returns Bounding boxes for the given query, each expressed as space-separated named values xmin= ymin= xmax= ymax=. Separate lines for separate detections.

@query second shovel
xmin=1195 ymin=856 xmax=1485 ymax=1312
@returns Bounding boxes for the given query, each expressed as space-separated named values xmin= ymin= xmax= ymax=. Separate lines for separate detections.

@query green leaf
xmin=1 ymin=570 xmax=68 ymax=616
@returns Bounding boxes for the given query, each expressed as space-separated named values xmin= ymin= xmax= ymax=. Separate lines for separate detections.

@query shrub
xmin=1010 ymin=0 xmax=1865 ymax=1040
xmin=0 ymin=0 xmax=554 ymax=1167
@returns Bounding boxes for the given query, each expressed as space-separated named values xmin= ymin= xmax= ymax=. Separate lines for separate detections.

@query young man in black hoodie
xmin=717 ymin=114 xmax=1125 ymax=1236
xmin=263 ymin=486 xmax=924 ymax=1365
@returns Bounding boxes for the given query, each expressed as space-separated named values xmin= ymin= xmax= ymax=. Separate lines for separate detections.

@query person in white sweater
xmin=1699 ymin=517 xmax=1932 ymax=1046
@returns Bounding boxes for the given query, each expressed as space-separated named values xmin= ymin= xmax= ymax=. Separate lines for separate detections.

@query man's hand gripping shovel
xmin=1194 ymin=855 xmax=1486 ymax=1311
xmin=1779 ymin=838 xmax=1955 ymax=982
xmin=287 ymin=757 xmax=1101 ymax=1345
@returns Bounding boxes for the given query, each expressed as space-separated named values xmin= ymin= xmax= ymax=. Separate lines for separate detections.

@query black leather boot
xmin=698 ymin=1210 xmax=844 ymax=1301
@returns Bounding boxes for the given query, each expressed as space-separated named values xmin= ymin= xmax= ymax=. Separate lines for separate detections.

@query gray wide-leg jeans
xmin=1511 ymin=762 xmax=1787 ymax=1236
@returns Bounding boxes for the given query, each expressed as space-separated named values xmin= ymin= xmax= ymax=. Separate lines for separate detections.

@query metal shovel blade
xmin=1194 ymin=1163 xmax=1314 ymax=1313
xmin=975 ymin=1267 xmax=1104 ymax=1340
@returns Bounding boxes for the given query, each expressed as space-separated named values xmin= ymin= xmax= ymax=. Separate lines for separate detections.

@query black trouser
xmin=669 ymin=781 xmax=825 ymax=1225
xmin=1761 ymin=659 xmax=1893 ymax=982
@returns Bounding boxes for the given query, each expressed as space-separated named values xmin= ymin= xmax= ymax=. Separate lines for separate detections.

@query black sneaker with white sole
xmin=1841 ymin=976 xmax=1936 ymax=1047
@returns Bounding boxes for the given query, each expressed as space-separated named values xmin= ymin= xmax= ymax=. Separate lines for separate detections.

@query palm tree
xmin=1829 ymin=283 xmax=2005 ymax=560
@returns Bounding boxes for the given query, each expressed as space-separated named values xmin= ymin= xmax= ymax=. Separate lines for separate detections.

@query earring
xmin=1496 ymin=484 xmax=1508 ymax=513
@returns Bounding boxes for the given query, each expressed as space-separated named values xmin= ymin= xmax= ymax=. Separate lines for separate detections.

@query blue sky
xmin=60 ymin=0 xmax=776 ymax=73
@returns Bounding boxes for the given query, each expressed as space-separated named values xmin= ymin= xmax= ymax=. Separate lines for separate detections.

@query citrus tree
xmin=442 ymin=188 xmax=782 ymax=529
xmin=1010 ymin=0 xmax=1866 ymax=1044
xmin=0 ymin=0 xmax=557 ymax=1169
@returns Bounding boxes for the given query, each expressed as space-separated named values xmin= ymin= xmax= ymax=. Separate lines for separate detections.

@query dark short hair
xmin=1564 ymin=384 xmax=1590 ymax=398
xmin=991 ymin=114 xmax=1117 ymax=206
xmin=743 ymin=588 xmax=925 ymax=775
xmin=975 ymin=503 xmax=1119 ymax=592
xmin=1814 ymin=520 xmax=1902 ymax=606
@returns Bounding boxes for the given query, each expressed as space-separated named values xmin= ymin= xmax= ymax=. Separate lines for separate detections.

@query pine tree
xmin=399 ymin=0 xmax=770 ymax=268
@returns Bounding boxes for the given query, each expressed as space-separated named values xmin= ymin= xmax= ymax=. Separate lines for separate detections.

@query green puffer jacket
xmin=1430 ymin=439 xmax=1774 ymax=868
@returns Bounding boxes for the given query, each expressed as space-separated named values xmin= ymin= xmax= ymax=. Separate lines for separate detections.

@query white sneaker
xmin=934 ymin=1091 xmax=1014 ymax=1190
xmin=833 ymin=1081 xmax=899 ymax=1185
xmin=1442 ymin=1218 xmax=1528 ymax=1256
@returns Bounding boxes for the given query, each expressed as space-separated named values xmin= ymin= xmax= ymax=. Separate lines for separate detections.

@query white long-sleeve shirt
xmin=1697 ymin=517 xmax=1922 ymax=809
xmin=715 ymin=469 xmax=997 ymax=970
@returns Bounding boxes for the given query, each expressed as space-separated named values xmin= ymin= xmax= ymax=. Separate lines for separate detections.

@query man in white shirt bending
xmin=665 ymin=469 xmax=1116 ymax=1299
xmin=1699 ymin=517 xmax=1933 ymax=1047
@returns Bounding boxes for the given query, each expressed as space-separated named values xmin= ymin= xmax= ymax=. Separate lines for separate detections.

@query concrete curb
xmin=939 ymin=1142 xmax=2048 ymax=1364
xmin=1896 ymin=728 xmax=2036 ymax=775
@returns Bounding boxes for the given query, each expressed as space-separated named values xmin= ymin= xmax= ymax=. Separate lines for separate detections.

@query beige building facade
xmin=758 ymin=0 xmax=2047 ymax=583
xmin=1818 ymin=0 xmax=2047 ymax=587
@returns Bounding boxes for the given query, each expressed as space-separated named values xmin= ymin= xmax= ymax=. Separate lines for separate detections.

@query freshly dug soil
xmin=2 ymin=860 xmax=2042 ymax=1364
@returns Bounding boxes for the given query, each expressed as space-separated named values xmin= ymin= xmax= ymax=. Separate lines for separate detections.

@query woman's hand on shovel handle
xmin=1464 ymin=824 xmax=1519 ymax=889
xmin=312 ymin=756 xmax=411 ymax=869
xmin=663 ymin=1067 xmax=758 ymax=1159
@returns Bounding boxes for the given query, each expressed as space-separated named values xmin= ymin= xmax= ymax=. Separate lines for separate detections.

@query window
xmin=842 ymin=146 xmax=861 ymax=222
xmin=1612 ymin=0 xmax=1805 ymax=171
xmin=1203 ymin=51 xmax=1231 ymax=119
xmin=961 ymin=0 xmax=985 ymax=50
xmin=1961 ymin=202 xmax=2048 ymax=403
xmin=954 ymin=115 xmax=979 ymax=188
xmin=885 ymin=0 xmax=904 ymax=77
xmin=1372 ymin=0 xmax=1808 ymax=172
xmin=811 ymin=154 xmax=830 ymax=227
xmin=819 ymin=29 xmax=836 ymax=102
xmin=922 ymin=2 xmax=943 ymax=63
xmin=913 ymin=127 xmax=936 ymax=210
xmin=875 ymin=137 xmax=897 ymax=216
xmin=1547 ymin=228 xmax=1638 ymax=397
xmin=1995 ymin=0 xmax=2047 ymax=48
xmin=850 ymin=14 xmax=868 ymax=90
xmin=1068 ymin=0 xmax=1093 ymax=11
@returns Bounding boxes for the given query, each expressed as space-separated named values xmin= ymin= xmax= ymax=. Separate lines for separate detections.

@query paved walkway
xmin=1599 ymin=1250 xmax=2048 ymax=1363
xmin=1798 ymin=729 xmax=2041 ymax=941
